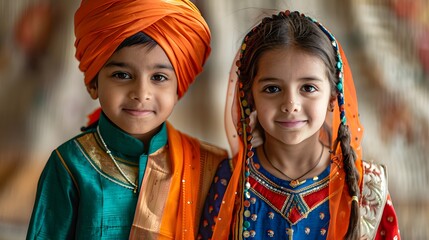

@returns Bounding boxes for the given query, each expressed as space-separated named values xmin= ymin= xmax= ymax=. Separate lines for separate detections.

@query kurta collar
xmin=97 ymin=112 xmax=167 ymax=157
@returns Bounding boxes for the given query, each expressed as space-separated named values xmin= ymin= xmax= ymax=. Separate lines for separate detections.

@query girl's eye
xmin=263 ymin=86 xmax=281 ymax=93
xmin=302 ymin=85 xmax=317 ymax=93
xmin=112 ymin=72 xmax=131 ymax=79
xmin=152 ymin=74 xmax=168 ymax=82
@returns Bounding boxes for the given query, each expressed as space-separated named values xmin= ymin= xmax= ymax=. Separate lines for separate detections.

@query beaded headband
xmin=235 ymin=10 xmax=346 ymax=237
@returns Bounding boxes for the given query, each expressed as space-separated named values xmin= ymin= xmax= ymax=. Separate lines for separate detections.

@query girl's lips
xmin=276 ymin=120 xmax=306 ymax=128
xmin=123 ymin=108 xmax=154 ymax=117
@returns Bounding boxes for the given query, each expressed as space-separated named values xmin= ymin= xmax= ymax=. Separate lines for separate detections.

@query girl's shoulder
xmin=360 ymin=160 xmax=389 ymax=239
xmin=361 ymin=160 xmax=388 ymax=190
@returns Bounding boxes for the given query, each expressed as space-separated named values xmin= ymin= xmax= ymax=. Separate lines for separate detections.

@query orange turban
xmin=74 ymin=0 xmax=211 ymax=99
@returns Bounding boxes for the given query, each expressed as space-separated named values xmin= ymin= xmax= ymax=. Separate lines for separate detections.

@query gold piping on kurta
xmin=96 ymin=126 xmax=138 ymax=192
xmin=75 ymin=132 xmax=138 ymax=191
xmin=56 ymin=149 xmax=81 ymax=196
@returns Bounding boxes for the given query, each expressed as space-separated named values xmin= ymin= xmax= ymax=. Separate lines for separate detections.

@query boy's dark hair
xmin=238 ymin=11 xmax=360 ymax=240
xmin=116 ymin=31 xmax=157 ymax=50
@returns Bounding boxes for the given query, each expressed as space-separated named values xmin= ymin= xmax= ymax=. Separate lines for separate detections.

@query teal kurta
xmin=26 ymin=113 xmax=167 ymax=239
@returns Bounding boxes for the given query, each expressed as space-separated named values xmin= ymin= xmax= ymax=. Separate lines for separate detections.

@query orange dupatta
xmin=326 ymin=45 xmax=364 ymax=239
xmin=129 ymin=122 xmax=202 ymax=239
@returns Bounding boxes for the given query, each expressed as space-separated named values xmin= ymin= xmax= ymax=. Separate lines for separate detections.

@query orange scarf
xmin=325 ymin=45 xmax=364 ymax=239
xmin=129 ymin=123 xmax=202 ymax=239
xmin=214 ymin=16 xmax=365 ymax=240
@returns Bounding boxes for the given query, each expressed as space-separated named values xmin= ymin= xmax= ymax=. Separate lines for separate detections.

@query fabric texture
xmin=200 ymin=154 xmax=332 ymax=239
xmin=26 ymin=113 xmax=167 ymax=239
xmin=129 ymin=122 xmax=224 ymax=240
xmin=27 ymin=113 xmax=227 ymax=239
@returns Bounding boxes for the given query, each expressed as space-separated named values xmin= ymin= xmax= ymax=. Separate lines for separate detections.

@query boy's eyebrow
xmin=104 ymin=61 xmax=128 ymax=68
xmin=152 ymin=63 xmax=174 ymax=70
xmin=104 ymin=61 xmax=174 ymax=70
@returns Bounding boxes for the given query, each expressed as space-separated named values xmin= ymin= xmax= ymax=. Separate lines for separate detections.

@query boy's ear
xmin=87 ymin=79 xmax=98 ymax=99
xmin=175 ymin=92 xmax=179 ymax=104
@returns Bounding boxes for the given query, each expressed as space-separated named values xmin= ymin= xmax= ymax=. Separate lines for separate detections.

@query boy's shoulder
xmin=168 ymin=123 xmax=228 ymax=161
xmin=55 ymin=127 xmax=97 ymax=152
xmin=199 ymin=141 xmax=228 ymax=161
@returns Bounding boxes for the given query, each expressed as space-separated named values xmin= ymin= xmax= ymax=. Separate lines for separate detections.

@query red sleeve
xmin=375 ymin=194 xmax=401 ymax=240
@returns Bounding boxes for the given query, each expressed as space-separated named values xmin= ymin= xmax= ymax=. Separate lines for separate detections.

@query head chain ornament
xmin=235 ymin=10 xmax=346 ymax=236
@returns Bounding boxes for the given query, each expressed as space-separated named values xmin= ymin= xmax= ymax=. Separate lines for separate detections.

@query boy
xmin=26 ymin=0 xmax=227 ymax=239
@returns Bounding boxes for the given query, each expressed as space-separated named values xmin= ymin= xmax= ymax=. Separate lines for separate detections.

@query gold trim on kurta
xmin=360 ymin=161 xmax=388 ymax=240
xmin=76 ymin=133 xmax=138 ymax=189
xmin=56 ymin=149 xmax=80 ymax=195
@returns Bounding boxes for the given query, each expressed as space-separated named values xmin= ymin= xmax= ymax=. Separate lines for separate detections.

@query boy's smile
xmin=88 ymin=44 xmax=178 ymax=142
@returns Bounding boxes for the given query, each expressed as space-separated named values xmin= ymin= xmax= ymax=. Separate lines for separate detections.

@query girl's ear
xmin=87 ymin=79 xmax=98 ymax=100
xmin=328 ymin=96 xmax=336 ymax=112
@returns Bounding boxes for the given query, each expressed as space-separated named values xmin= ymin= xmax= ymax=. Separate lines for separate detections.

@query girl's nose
xmin=281 ymin=100 xmax=301 ymax=113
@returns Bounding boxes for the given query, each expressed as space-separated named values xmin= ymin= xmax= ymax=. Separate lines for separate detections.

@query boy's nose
xmin=130 ymin=80 xmax=152 ymax=101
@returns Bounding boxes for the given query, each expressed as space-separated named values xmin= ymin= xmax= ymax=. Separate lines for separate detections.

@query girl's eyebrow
xmin=255 ymin=77 xmax=281 ymax=83
xmin=256 ymin=76 xmax=324 ymax=83
xmin=299 ymin=76 xmax=325 ymax=82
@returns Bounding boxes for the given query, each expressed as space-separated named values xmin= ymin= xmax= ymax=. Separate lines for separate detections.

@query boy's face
xmin=88 ymin=44 xmax=178 ymax=141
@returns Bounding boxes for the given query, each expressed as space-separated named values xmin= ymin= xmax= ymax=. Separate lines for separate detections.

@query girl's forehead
xmin=255 ymin=48 xmax=328 ymax=80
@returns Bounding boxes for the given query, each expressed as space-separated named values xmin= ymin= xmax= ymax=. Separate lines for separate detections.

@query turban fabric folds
xmin=74 ymin=0 xmax=211 ymax=99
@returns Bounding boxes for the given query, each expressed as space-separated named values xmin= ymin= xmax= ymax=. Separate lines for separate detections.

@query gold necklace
xmin=262 ymin=142 xmax=324 ymax=188
xmin=97 ymin=126 xmax=138 ymax=193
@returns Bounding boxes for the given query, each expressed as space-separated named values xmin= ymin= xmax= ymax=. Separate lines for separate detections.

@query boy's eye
xmin=263 ymin=85 xmax=281 ymax=93
xmin=152 ymin=74 xmax=167 ymax=82
xmin=302 ymin=85 xmax=317 ymax=93
xmin=112 ymin=72 xmax=131 ymax=79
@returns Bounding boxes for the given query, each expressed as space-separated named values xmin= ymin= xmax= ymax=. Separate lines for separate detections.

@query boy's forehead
xmin=105 ymin=45 xmax=174 ymax=70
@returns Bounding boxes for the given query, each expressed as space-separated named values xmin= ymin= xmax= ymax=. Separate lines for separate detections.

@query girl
xmin=26 ymin=0 xmax=227 ymax=239
xmin=199 ymin=10 xmax=400 ymax=240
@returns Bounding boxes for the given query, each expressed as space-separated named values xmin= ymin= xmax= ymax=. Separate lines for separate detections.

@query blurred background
xmin=0 ymin=0 xmax=428 ymax=239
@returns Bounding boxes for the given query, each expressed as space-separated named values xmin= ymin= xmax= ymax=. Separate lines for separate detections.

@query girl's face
xmin=88 ymin=44 xmax=178 ymax=141
xmin=251 ymin=47 xmax=332 ymax=146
